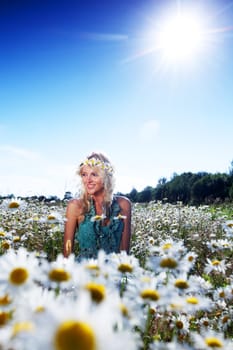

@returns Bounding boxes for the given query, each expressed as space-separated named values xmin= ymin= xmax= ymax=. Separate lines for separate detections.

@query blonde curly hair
xmin=77 ymin=152 xmax=116 ymax=218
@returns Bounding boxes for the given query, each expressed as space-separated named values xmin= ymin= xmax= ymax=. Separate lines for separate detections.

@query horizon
xmin=1 ymin=165 xmax=231 ymax=200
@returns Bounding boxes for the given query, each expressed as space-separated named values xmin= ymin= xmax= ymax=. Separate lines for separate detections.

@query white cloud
xmin=139 ymin=119 xmax=160 ymax=142
xmin=0 ymin=144 xmax=40 ymax=160
xmin=0 ymin=174 xmax=64 ymax=197
xmin=0 ymin=144 xmax=79 ymax=197
xmin=81 ymin=32 xmax=128 ymax=41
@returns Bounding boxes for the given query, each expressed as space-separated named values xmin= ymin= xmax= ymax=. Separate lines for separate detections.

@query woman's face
xmin=80 ymin=165 xmax=104 ymax=196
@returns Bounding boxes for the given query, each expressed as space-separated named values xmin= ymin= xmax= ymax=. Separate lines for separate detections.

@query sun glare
xmin=123 ymin=2 xmax=233 ymax=73
xmin=156 ymin=13 xmax=205 ymax=62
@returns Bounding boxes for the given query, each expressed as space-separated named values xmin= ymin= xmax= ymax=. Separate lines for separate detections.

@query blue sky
xmin=1 ymin=0 xmax=233 ymax=198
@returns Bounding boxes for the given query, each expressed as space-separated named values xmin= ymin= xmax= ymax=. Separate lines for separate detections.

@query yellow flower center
xmin=219 ymin=291 xmax=225 ymax=298
xmin=47 ymin=215 xmax=56 ymax=220
xmin=118 ymin=263 xmax=133 ymax=273
xmin=212 ymin=260 xmax=220 ymax=266
xmin=140 ymin=289 xmax=160 ymax=301
xmin=35 ymin=306 xmax=46 ymax=313
xmin=188 ymin=255 xmax=194 ymax=262
xmin=85 ymin=264 xmax=99 ymax=271
xmin=149 ymin=307 xmax=156 ymax=315
xmin=119 ymin=303 xmax=129 ymax=317
xmin=0 ymin=311 xmax=11 ymax=326
xmin=174 ymin=279 xmax=189 ymax=289
xmin=13 ymin=236 xmax=20 ymax=243
xmin=54 ymin=320 xmax=96 ymax=350
xmin=49 ymin=268 xmax=71 ymax=283
xmin=9 ymin=267 xmax=29 ymax=285
xmin=162 ymin=243 xmax=172 ymax=250
xmin=94 ymin=215 xmax=103 ymax=221
xmin=222 ymin=315 xmax=229 ymax=324
xmin=85 ymin=282 xmax=105 ymax=303
xmin=0 ymin=294 xmax=12 ymax=306
xmin=0 ymin=231 xmax=6 ymax=237
xmin=1 ymin=241 xmax=10 ymax=250
xmin=160 ymin=257 xmax=178 ymax=268
xmin=8 ymin=201 xmax=20 ymax=209
xmin=12 ymin=321 xmax=34 ymax=336
xmin=170 ymin=302 xmax=182 ymax=311
xmin=141 ymin=276 xmax=151 ymax=283
xmin=205 ymin=337 xmax=223 ymax=348
xmin=186 ymin=296 xmax=199 ymax=304
xmin=175 ymin=320 xmax=184 ymax=329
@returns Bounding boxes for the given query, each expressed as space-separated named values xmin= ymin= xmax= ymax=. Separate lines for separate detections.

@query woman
xmin=63 ymin=152 xmax=131 ymax=260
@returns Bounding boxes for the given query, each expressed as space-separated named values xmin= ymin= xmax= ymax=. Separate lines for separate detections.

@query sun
xmin=156 ymin=13 xmax=205 ymax=63
xmin=124 ymin=6 xmax=212 ymax=69
xmin=123 ymin=2 xmax=233 ymax=72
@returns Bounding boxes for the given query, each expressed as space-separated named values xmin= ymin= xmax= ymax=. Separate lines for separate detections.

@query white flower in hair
xmin=80 ymin=157 xmax=114 ymax=174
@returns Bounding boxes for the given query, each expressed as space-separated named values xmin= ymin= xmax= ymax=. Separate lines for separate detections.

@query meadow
xmin=0 ymin=197 xmax=232 ymax=350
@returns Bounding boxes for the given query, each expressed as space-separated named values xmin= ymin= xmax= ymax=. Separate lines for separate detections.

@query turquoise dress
xmin=75 ymin=198 xmax=124 ymax=260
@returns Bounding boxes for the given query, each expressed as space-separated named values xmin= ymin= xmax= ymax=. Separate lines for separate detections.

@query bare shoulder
xmin=66 ymin=198 xmax=82 ymax=215
xmin=67 ymin=198 xmax=82 ymax=208
xmin=115 ymin=195 xmax=131 ymax=210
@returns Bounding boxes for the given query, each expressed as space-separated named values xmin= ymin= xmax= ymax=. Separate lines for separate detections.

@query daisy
xmin=199 ymin=316 xmax=213 ymax=331
xmin=206 ymin=239 xmax=232 ymax=252
xmin=90 ymin=214 xmax=106 ymax=222
xmin=26 ymin=214 xmax=40 ymax=223
xmin=222 ymin=220 xmax=233 ymax=238
xmin=151 ymin=238 xmax=186 ymax=257
xmin=188 ymin=275 xmax=212 ymax=295
xmin=179 ymin=251 xmax=198 ymax=273
xmin=169 ymin=273 xmax=192 ymax=294
xmin=0 ymin=198 xmax=27 ymax=212
xmin=40 ymin=211 xmax=65 ymax=224
xmin=213 ymin=287 xmax=228 ymax=302
xmin=0 ymin=247 xmax=41 ymax=296
xmin=170 ymin=313 xmax=190 ymax=335
xmin=223 ymin=283 xmax=233 ymax=301
xmin=14 ymin=285 xmax=58 ymax=318
xmin=1 ymin=239 xmax=12 ymax=251
xmin=108 ymin=251 xmax=141 ymax=276
xmin=0 ymin=325 xmax=13 ymax=350
xmin=218 ymin=312 xmax=232 ymax=332
xmin=192 ymin=330 xmax=233 ymax=350
xmin=183 ymin=294 xmax=213 ymax=314
xmin=0 ymin=228 xmax=7 ymax=237
xmin=204 ymin=258 xmax=229 ymax=275
xmin=113 ymin=214 xmax=127 ymax=220
xmin=149 ymin=339 xmax=190 ymax=350
xmin=126 ymin=269 xmax=179 ymax=314
xmin=2 ymin=306 xmax=38 ymax=350
xmin=39 ymin=253 xmax=79 ymax=291
xmin=147 ymin=254 xmax=181 ymax=276
xmin=0 ymin=289 xmax=14 ymax=311
xmin=16 ymin=291 xmax=138 ymax=350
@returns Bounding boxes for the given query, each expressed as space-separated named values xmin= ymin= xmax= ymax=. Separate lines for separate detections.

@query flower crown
xmin=79 ymin=158 xmax=114 ymax=175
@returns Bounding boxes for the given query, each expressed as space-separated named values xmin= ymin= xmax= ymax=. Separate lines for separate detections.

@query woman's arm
xmin=63 ymin=199 xmax=80 ymax=257
xmin=117 ymin=196 xmax=132 ymax=254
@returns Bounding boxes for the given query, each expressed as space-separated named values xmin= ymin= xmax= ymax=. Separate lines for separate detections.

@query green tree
xmin=138 ymin=186 xmax=153 ymax=203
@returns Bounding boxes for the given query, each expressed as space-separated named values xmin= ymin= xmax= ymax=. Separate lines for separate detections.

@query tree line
xmin=123 ymin=162 xmax=233 ymax=205
xmin=1 ymin=162 xmax=232 ymax=205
